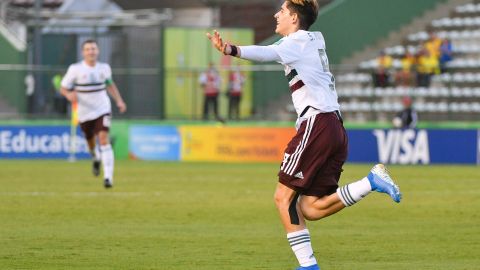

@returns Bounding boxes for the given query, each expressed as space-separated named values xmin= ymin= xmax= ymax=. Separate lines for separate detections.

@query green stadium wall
xmin=0 ymin=32 xmax=27 ymax=113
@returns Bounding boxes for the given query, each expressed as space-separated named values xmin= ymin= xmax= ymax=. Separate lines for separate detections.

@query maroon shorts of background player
xmin=278 ymin=112 xmax=348 ymax=197
xmin=80 ymin=114 xmax=111 ymax=140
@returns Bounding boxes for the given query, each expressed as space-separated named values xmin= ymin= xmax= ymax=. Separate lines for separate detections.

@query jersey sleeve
xmin=238 ymin=45 xmax=281 ymax=62
xmin=271 ymin=37 xmax=302 ymax=65
xmin=60 ymin=65 xmax=76 ymax=90
xmin=105 ymin=64 xmax=114 ymax=86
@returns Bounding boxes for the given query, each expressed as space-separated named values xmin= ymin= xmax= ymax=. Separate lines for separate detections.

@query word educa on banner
xmin=373 ymin=129 xmax=430 ymax=164
xmin=0 ymin=127 xmax=89 ymax=158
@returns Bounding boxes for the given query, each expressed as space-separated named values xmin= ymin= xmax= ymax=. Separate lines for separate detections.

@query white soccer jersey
xmin=272 ymin=30 xmax=340 ymax=116
xmin=239 ymin=30 xmax=340 ymax=118
xmin=61 ymin=61 xmax=113 ymax=123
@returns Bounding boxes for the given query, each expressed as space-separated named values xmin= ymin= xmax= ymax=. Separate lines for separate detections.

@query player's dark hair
xmin=82 ymin=39 xmax=97 ymax=49
xmin=286 ymin=0 xmax=319 ymax=30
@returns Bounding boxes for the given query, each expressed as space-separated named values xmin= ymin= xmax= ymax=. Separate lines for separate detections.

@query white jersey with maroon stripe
xmin=61 ymin=61 xmax=112 ymax=123
xmin=270 ymin=30 xmax=340 ymax=117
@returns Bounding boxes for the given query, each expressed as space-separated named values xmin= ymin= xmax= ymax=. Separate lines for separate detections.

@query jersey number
xmin=318 ymin=49 xmax=336 ymax=91
xmin=318 ymin=49 xmax=330 ymax=72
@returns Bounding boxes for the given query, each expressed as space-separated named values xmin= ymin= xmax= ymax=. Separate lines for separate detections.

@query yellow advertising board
xmin=179 ymin=126 xmax=296 ymax=162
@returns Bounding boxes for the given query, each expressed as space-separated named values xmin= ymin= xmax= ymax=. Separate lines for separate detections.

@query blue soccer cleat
xmin=296 ymin=264 xmax=320 ymax=270
xmin=367 ymin=164 xmax=402 ymax=203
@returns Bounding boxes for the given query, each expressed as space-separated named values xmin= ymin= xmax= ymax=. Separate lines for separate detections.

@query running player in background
xmin=207 ymin=1 xmax=402 ymax=269
xmin=60 ymin=39 xmax=127 ymax=188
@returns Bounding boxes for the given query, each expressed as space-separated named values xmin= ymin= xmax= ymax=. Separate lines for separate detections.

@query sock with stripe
xmin=287 ymin=229 xmax=317 ymax=267
xmin=337 ymin=177 xmax=372 ymax=207
xmin=100 ymin=144 xmax=114 ymax=182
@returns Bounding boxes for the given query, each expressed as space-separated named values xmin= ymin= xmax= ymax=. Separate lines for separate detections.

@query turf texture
xmin=0 ymin=161 xmax=478 ymax=269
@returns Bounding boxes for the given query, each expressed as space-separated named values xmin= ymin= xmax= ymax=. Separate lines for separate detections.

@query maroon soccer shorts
xmin=278 ymin=112 xmax=348 ymax=197
xmin=79 ymin=114 xmax=111 ymax=140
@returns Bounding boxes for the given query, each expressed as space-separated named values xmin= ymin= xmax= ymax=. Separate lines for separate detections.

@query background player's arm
xmin=106 ymin=82 xmax=127 ymax=113
xmin=60 ymin=87 xmax=77 ymax=103
xmin=60 ymin=66 xmax=77 ymax=103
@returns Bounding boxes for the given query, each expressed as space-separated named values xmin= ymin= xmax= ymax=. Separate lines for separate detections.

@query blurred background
xmin=0 ymin=0 xmax=479 ymax=163
xmin=3 ymin=0 xmax=479 ymax=122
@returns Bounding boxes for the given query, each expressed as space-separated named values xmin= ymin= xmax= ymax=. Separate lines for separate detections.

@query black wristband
xmin=229 ymin=45 xmax=238 ymax=57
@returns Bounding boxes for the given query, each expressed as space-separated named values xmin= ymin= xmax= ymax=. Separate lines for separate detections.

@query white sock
xmin=94 ymin=145 xmax=101 ymax=161
xmin=287 ymin=229 xmax=317 ymax=267
xmin=100 ymin=144 xmax=114 ymax=182
xmin=337 ymin=177 xmax=372 ymax=207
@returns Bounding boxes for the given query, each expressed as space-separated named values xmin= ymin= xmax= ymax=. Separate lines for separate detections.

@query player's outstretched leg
xmin=87 ymin=138 xmax=101 ymax=177
xmin=92 ymin=160 xmax=101 ymax=177
xmin=335 ymin=164 xmax=401 ymax=209
xmin=100 ymin=144 xmax=114 ymax=188
xmin=367 ymin=164 xmax=402 ymax=203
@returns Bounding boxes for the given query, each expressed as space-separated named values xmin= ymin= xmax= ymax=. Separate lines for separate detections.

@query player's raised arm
xmin=206 ymin=30 xmax=239 ymax=56
xmin=206 ymin=30 xmax=282 ymax=63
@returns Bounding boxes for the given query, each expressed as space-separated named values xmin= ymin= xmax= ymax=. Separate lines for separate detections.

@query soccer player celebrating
xmin=60 ymin=39 xmax=127 ymax=188
xmin=207 ymin=1 xmax=402 ymax=269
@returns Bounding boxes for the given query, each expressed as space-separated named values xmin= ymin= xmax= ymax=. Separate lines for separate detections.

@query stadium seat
xmin=474 ymin=87 xmax=480 ymax=97
xmin=339 ymin=1 xmax=480 ymax=121
xmin=471 ymin=102 xmax=480 ymax=112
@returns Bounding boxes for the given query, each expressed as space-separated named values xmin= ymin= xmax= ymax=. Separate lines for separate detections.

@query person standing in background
xmin=199 ymin=62 xmax=223 ymax=122
xmin=393 ymin=96 xmax=418 ymax=129
xmin=227 ymin=65 xmax=245 ymax=120
xmin=439 ymin=38 xmax=453 ymax=73
xmin=373 ymin=50 xmax=393 ymax=88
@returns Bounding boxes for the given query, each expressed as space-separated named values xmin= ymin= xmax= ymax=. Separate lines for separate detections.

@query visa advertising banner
xmin=348 ymin=129 xmax=479 ymax=164
xmin=0 ymin=126 xmax=89 ymax=159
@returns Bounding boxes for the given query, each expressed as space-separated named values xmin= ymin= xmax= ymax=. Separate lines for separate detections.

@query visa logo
xmin=373 ymin=129 xmax=430 ymax=164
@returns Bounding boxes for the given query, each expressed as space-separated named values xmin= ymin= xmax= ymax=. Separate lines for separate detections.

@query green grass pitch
xmin=0 ymin=160 xmax=479 ymax=269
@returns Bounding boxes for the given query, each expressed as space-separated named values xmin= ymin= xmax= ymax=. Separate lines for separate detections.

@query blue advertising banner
xmin=0 ymin=126 xmax=89 ymax=159
xmin=129 ymin=126 xmax=180 ymax=161
xmin=348 ymin=129 xmax=479 ymax=164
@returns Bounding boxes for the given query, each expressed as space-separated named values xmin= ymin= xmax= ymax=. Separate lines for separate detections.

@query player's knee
xmin=301 ymin=208 xmax=324 ymax=221
xmin=299 ymin=200 xmax=326 ymax=221
xmin=97 ymin=133 xmax=110 ymax=145
xmin=302 ymin=211 xmax=317 ymax=221
xmin=273 ymin=190 xmax=290 ymax=208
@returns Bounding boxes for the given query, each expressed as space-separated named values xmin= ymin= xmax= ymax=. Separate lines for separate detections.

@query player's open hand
xmin=117 ymin=100 xmax=127 ymax=113
xmin=66 ymin=91 xmax=77 ymax=103
xmin=206 ymin=30 xmax=226 ymax=54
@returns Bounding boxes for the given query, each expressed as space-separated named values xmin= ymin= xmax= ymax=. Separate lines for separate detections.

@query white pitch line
xmin=0 ymin=191 xmax=149 ymax=197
